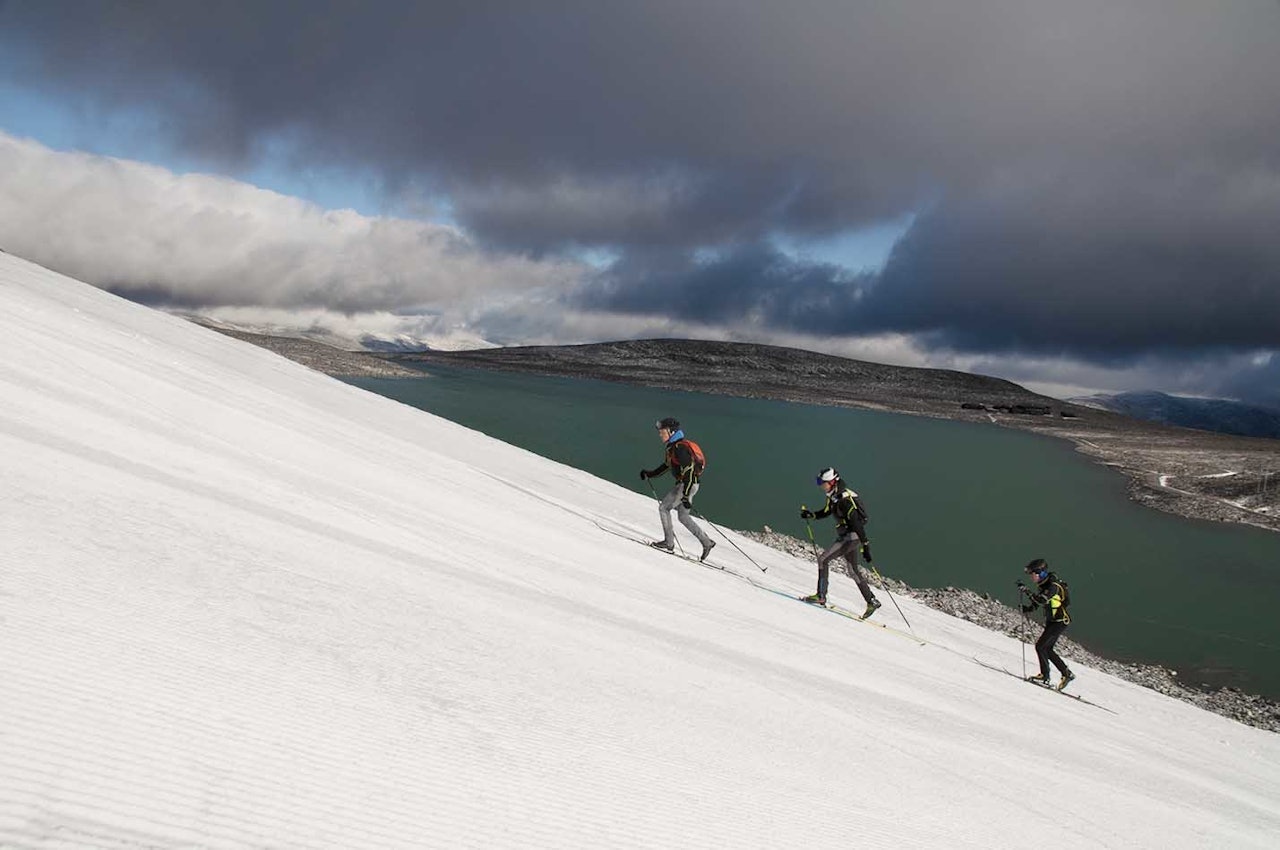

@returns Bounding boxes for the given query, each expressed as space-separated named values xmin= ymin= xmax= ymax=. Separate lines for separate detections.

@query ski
xmin=800 ymin=596 xmax=927 ymax=646
xmin=593 ymin=521 xmax=724 ymax=570
xmin=645 ymin=541 xmax=724 ymax=570
xmin=971 ymin=657 xmax=1116 ymax=714
xmin=594 ymin=518 xmax=917 ymax=646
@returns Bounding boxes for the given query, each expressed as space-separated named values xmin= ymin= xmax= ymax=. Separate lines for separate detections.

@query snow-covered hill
xmin=2 ymin=251 xmax=1278 ymax=848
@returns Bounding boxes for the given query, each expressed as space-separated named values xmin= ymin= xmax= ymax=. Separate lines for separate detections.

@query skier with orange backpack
xmin=640 ymin=417 xmax=716 ymax=561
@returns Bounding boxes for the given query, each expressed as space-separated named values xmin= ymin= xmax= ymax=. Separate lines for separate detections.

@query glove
xmin=639 ymin=469 xmax=649 ymax=480
xmin=1016 ymin=580 xmax=1026 ymax=589
xmin=799 ymin=508 xmax=815 ymax=519
xmin=680 ymin=498 xmax=692 ymax=509
xmin=860 ymin=543 xmax=873 ymax=563
xmin=1020 ymin=604 xmax=1035 ymax=613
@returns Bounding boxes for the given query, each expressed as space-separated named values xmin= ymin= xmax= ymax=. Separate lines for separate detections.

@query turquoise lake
xmin=350 ymin=365 xmax=1280 ymax=700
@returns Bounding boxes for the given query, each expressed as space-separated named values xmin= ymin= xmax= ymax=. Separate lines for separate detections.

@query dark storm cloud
xmin=7 ymin=1 xmax=1277 ymax=247
xmin=1220 ymin=356 xmax=1280 ymax=411
xmin=578 ymin=158 xmax=1280 ymax=357
xmin=858 ymin=165 xmax=1280 ymax=356
xmin=576 ymin=242 xmax=869 ymax=328
xmin=4 ymin=0 xmax=1280 ymax=372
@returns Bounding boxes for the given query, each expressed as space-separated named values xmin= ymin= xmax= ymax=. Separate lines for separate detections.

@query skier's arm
xmin=642 ymin=462 xmax=669 ymax=479
xmin=1020 ymin=586 xmax=1046 ymax=612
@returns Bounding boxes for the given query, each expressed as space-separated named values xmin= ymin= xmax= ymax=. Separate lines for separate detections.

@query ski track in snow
xmin=2 ymin=253 xmax=1280 ymax=849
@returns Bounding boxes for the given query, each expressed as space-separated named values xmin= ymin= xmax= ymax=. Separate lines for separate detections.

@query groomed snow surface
xmin=2 ymin=251 xmax=1278 ymax=849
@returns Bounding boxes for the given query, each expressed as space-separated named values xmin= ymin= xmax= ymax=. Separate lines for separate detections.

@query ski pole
xmin=644 ymin=476 xmax=658 ymax=499
xmin=691 ymin=506 xmax=767 ymax=572
xmin=801 ymin=509 xmax=821 ymax=562
xmin=868 ymin=563 xmax=914 ymax=633
xmin=644 ymin=476 xmax=688 ymax=558
xmin=802 ymin=512 xmax=823 ymax=597
xmin=1016 ymin=583 xmax=1031 ymax=678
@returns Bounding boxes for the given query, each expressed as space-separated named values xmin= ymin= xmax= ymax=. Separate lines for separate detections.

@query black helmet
xmin=1024 ymin=558 xmax=1050 ymax=583
xmin=655 ymin=417 xmax=680 ymax=431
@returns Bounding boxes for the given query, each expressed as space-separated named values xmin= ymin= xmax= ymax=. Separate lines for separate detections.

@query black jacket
xmin=1023 ymin=573 xmax=1071 ymax=625
xmin=813 ymin=486 xmax=867 ymax=542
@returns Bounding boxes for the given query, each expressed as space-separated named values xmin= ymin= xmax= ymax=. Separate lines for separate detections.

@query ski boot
xmin=699 ymin=540 xmax=716 ymax=562
xmin=800 ymin=593 xmax=827 ymax=606
xmin=861 ymin=598 xmax=882 ymax=620
xmin=1057 ymin=670 xmax=1076 ymax=691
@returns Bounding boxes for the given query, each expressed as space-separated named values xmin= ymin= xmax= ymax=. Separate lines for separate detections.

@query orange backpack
xmin=681 ymin=439 xmax=706 ymax=474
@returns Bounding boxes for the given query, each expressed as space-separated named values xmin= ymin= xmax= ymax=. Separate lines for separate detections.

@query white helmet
xmin=815 ymin=467 xmax=839 ymax=485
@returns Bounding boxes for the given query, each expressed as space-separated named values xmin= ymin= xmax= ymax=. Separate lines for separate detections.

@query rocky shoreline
xmin=742 ymin=528 xmax=1280 ymax=734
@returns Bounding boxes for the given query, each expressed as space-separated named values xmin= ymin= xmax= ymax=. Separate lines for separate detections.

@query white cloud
xmin=0 ymin=131 xmax=584 ymax=313
xmin=4 ymin=130 xmax=1271 ymax=405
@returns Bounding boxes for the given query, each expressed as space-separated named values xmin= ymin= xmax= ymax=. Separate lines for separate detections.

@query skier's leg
xmin=843 ymin=543 xmax=876 ymax=603
xmin=817 ymin=538 xmax=853 ymax=600
xmin=1034 ymin=626 xmax=1054 ymax=680
xmin=657 ymin=483 xmax=681 ymax=547
xmin=1042 ymin=621 xmax=1069 ymax=675
xmin=675 ymin=482 xmax=713 ymax=547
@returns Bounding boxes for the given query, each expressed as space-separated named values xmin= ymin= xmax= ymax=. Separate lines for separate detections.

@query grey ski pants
xmin=658 ymin=482 xmax=712 ymax=548
xmin=817 ymin=535 xmax=875 ymax=603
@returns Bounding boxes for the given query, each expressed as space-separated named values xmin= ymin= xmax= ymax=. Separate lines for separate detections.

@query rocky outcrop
xmin=201 ymin=325 xmax=422 ymax=377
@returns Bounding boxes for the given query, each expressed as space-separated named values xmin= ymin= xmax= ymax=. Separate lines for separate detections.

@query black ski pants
xmin=816 ymin=535 xmax=874 ymax=603
xmin=1035 ymin=620 xmax=1071 ymax=679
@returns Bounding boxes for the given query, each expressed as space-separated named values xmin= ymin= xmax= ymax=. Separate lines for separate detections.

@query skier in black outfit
xmin=640 ymin=417 xmax=715 ymax=561
xmin=1019 ymin=558 xmax=1076 ymax=690
xmin=799 ymin=467 xmax=881 ymax=619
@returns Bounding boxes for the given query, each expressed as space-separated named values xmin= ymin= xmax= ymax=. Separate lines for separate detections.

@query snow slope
xmin=2 ymin=251 xmax=1278 ymax=848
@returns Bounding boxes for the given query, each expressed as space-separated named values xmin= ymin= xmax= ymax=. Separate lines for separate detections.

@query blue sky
xmin=0 ymin=80 xmax=390 ymax=217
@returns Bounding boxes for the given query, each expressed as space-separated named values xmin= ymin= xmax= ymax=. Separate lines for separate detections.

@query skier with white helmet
xmin=799 ymin=467 xmax=881 ymax=619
